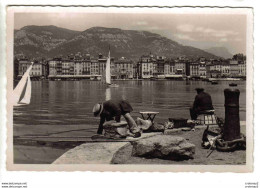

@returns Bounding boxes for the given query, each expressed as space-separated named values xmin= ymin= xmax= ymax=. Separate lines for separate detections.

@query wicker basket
xmin=103 ymin=121 xmax=128 ymax=138
xmin=168 ymin=118 xmax=188 ymax=128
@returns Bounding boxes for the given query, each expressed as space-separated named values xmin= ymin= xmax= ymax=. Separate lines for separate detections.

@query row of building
xmin=14 ymin=53 xmax=246 ymax=80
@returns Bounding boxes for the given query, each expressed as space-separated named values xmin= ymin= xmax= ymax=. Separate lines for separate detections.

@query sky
xmin=14 ymin=12 xmax=247 ymax=55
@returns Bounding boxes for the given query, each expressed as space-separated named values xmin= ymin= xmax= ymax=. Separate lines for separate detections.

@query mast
xmin=105 ymin=47 xmax=111 ymax=85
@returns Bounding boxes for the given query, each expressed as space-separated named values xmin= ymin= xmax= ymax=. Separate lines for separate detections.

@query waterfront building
xmin=208 ymin=60 xmax=222 ymax=78
xmin=136 ymin=62 xmax=142 ymax=79
xmin=74 ymin=54 xmax=83 ymax=75
xmin=90 ymin=59 xmax=99 ymax=76
xmin=49 ymin=58 xmax=62 ymax=77
xmin=41 ymin=59 xmax=49 ymax=79
xmin=153 ymin=56 xmax=165 ymax=78
xmin=61 ymin=60 xmax=70 ymax=75
xmin=82 ymin=59 xmax=91 ymax=75
xmin=18 ymin=58 xmax=31 ymax=77
xmin=31 ymin=61 xmax=43 ymax=77
xmin=238 ymin=61 xmax=246 ymax=77
xmin=198 ymin=62 xmax=207 ymax=78
xmin=133 ymin=63 xmax=138 ymax=79
xmin=14 ymin=58 xmax=19 ymax=79
xmin=98 ymin=54 xmax=107 ymax=76
xmin=185 ymin=61 xmax=191 ymax=76
xmin=174 ymin=59 xmax=186 ymax=75
xmin=164 ymin=60 xmax=170 ymax=75
xmin=18 ymin=58 xmax=44 ymax=78
xmin=34 ymin=53 xmax=247 ymax=80
xmin=139 ymin=54 xmax=154 ymax=79
xmin=230 ymin=60 xmax=239 ymax=77
xmin=190 ymin=62 xmax=200 ymax=77
xmin=221 ymin=61 xmax=230 ymax=77
xmin=114 ymin=57 xmax=134 ymax=79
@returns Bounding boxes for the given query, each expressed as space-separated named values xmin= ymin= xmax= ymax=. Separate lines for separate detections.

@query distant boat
xmin=211 ymin=81 xmax=218 ymax=85
xmin=13 ymin=62 xmax=33 ymax=106
xmin=229 ymin=83 xmax=238 ymax=87
xmin=102 ymin=48 xmax=119 ymax=88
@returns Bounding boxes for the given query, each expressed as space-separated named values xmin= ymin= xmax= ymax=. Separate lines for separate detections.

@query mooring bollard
xmin=223 ymin=89 xmax=241 ymax=141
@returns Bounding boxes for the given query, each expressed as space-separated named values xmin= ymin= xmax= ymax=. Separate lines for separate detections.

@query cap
xmin=93 ymin=103 xmax=103 ymax=117
xmin=195 ymin=88 xmax=204 ymax=92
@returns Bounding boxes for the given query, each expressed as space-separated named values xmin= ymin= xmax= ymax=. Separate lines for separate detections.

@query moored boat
xmin=229 ymin=83 xmax=238 ymax=87
xmin=211 ymin=81 xmax=218 ymax=85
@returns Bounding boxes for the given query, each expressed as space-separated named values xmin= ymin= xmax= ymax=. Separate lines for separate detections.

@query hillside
xmin=203 ymin=47 xmax=233 ymax=59
xmin=14 ymin=25 xmax=218 ymax=60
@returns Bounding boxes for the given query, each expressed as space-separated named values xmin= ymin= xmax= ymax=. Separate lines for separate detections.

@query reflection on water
xmin=14 ymin=80 xmax=246 ymax=137
xmin=105 ymin=87 xmax=111 ymax=101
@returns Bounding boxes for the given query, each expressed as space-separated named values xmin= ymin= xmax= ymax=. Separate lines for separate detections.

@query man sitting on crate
xmin=190 ymin=88 xmax=214 ymax=120
xmin=93 ymin=99 xmax=141 ymax=138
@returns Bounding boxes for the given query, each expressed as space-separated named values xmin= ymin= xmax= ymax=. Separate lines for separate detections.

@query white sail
xmin=105 ymin=51 xmax=111 ymax=85
xmin=13 ymin=62 xmax=33 ymax=106
xmin=19 ymin=76 xmax=31 ymax=104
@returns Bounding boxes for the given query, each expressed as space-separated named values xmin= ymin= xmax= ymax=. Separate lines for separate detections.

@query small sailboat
xmin=103 ymin=49 xmax=119 ymax=88
xmin=13 ymin=62 xmax=33 ymax=106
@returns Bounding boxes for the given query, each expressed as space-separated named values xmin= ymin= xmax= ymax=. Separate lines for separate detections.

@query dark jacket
xmin=193 ymin=91 xmax=214 ymax=113
xmin=97 ymin=100 xmax=133 ymax=133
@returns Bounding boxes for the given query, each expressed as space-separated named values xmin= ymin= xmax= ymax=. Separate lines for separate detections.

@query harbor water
xmin=14 ymin=80 xmax=246 ymax=138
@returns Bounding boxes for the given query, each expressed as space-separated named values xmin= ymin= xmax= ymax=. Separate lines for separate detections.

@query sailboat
xmin=103 ymin=49 xmax=119 ymax=88
xmin=13 ymin=62 xmax=34 ymax=106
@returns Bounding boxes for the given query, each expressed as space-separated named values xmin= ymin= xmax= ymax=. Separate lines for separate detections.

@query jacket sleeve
xmin=193 ymin=95 xmax=199 ymax=109
xmin=98 ymin=116 xmax=106 ymax=130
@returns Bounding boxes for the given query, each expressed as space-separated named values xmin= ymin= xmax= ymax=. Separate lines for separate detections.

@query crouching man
xmin=92 ymin=99 xmax=141 ymax=138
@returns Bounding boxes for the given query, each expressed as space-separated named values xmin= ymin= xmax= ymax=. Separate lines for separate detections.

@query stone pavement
xmin=52 ymin=121 xmax=246 ymax=164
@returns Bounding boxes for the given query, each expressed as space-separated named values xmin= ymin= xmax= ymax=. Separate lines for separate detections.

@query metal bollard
xmin=223 ymin=89 xmax=241 ymax=141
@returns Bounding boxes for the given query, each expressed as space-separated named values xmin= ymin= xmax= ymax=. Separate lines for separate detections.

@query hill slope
xmin=203 ymin=47 xmax=233 ymax=59
xmin=14 ymin=26 xmax=218 ymax=60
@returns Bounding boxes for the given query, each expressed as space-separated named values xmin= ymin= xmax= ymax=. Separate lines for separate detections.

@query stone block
xmin=132 ymin=135 xmax=195 ymax=160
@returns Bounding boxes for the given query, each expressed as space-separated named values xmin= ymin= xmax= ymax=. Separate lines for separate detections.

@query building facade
xmin=190 ymin=62 xmax=199 ymax=77
xmin=229 ymin=60 xmax=239 ymax=77
xmin=114 ymin=57 xmax=134 ymax=79
xmin=20 ymin=53 xmax=246 ymax=80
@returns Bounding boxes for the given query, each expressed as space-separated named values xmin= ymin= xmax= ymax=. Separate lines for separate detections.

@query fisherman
xmin=190 ymin=88 xmax=214 ymax=120
xmin=92 ymin=99 xmax=141 ymax=138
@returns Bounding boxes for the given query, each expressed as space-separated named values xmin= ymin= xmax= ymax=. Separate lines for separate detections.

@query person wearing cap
xmin=93 ymin=99 xmax=141 ymax=137
xmin=190 ymin=88 xmax=214 ymax=120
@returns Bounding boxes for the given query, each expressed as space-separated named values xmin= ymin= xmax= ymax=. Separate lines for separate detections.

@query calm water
xmin=14 ymin=80 xmax=246 ymax=137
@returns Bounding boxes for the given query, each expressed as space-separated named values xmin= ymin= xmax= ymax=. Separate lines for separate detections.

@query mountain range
xmin=14 ymin=25 xmax=219 ymax=60
xmin=203 ymin=47 xmax=233 ymax=59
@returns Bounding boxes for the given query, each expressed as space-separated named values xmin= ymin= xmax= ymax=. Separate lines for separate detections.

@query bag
xmin=136 ymin=117 xmax=152 ymax=131
xmin=150 ymin=122 xmax=165 ymax=132
xmin=103 ymin=121 xmax=128 ymax=139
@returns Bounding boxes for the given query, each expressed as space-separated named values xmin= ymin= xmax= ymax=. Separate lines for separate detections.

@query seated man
xmin=190 ymin=88 xmax=214 ymax=120
xmin=93 ymin=99 xmax=141 ymax=138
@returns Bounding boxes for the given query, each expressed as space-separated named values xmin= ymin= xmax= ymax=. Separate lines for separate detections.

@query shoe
xmin=134 ymin=132 xmax=141 ymax=138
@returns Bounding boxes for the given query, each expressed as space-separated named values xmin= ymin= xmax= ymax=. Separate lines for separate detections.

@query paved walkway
xmin=52 ymin=121 xmax=246 ymax=164
xmin=53 ymin=132 xmax=161 ymax=164
xmin=53 ymin=142 xmax=128 ymax=164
